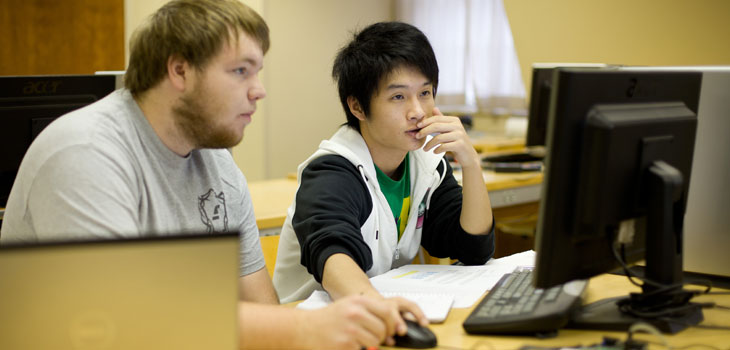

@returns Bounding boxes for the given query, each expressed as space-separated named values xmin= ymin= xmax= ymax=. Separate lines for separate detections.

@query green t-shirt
xmin=375 ymin=154 xmax=411 ymax=241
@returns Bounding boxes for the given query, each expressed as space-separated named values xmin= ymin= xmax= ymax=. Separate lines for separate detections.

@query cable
xmin=607 ymin=242 xmax=724 ymax=321
xmin=615 ymin=243 xmax=645 ymax=288
xmin=627 ymin=322 xmax=668 ymax=348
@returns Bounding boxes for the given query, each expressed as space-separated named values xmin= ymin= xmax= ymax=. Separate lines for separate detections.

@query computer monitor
xmin=618 ymin=66 xmax=730 ymax=280
xmin=533 ymin=68 xmax=704 ymax=333
xmin=525 ymin=63 xmax=610 ymax=148
xmin=0 ymin=74 xmax=116 ymax=207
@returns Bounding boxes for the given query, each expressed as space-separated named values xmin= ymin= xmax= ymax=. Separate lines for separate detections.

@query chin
xmin=411 ymin=139 xmax=427 ymax=151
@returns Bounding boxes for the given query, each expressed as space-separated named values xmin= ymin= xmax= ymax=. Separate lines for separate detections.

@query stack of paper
xmin=296 ymin=250 xmax=536 ymax=323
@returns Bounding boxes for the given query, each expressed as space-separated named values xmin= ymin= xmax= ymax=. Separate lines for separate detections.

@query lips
xmin=239 ymin=110 xmax=255 ymax=119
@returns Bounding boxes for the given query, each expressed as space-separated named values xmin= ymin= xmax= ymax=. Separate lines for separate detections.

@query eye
xmin=420 ymin=89 xmax=432 ymax=97
xmin=391 ymin=94 xmax=405 ymax=101
xmin=233 ymin=67 xmax=249 ymax=77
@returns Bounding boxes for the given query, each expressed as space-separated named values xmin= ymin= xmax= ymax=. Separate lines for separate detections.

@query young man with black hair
xmin=274 ymin=21 xmax=496 ymax=327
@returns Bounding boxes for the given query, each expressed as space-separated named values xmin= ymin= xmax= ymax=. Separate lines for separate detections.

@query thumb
xmin=432 ymin=106 xmax=443 ymax=116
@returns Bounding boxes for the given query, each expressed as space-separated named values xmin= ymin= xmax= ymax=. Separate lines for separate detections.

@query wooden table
xmin=384 ymin=273 xmax=730 ymax=349
xmin=249 ymin=178 xmax=299 ymax=231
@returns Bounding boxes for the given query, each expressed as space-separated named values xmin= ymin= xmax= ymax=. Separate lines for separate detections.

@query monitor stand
xmin=569 ymin=160 xmax=704 ymax=334
xmin=569 ymin=295 xmax=703 ymax=334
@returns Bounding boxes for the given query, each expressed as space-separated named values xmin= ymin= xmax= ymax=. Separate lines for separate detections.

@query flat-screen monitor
xmin=533 ymin=68 xmax=704 ymax=333
xmin=525 ymin=63 xmax=610 ymax=148
xmin=0 ymin=75 xmax=117 ymax=207
xmin=619 ymin=66 xmax=730 ymax=279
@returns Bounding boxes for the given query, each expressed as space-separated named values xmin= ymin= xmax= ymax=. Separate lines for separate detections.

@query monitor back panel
xmin=0 ymin=234 xmax=239 ymax=350
xmin=683 ymin=69 xmax=730 ymax=277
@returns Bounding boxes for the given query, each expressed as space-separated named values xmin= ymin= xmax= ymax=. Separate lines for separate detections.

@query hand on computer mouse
xmin=393 ymin=319 xmax=437 ymax=349
xmin=375 ymin=296 xmax=429 ymax=347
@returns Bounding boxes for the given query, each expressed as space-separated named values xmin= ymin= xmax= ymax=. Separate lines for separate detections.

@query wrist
xmin=458 ymin=153 xmax=483 ymax=172
xmin=296 ymin=309 xmax=318 ymax=350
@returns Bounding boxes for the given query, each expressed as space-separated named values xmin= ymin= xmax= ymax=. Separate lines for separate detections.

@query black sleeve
xmin=291 ymin=155 xmax=374 ymax=283
xmin=419 ymin=161 xmax=495 ymax=265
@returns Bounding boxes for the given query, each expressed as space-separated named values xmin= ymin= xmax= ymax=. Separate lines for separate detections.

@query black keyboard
xmin=463 ymin=267 xmax=587 ymax=335
xmin=482 ymin=152 xmax=543 ymax=163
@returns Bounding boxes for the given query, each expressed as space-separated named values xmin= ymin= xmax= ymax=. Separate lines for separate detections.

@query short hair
xmin=332 ymin=21 xmax=439 ymax=132
xmin=125 ymin=0 xmax=269 ymax=96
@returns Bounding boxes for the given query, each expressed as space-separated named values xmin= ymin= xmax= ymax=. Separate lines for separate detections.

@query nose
xmin=407 ymin=99 xmax=426 ymax=122
xmin=248 ymin=75 xmax=267 ymax=101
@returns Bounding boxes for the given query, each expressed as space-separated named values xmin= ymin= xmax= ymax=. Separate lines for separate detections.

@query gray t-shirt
xmin=0 ymin=89 xmax=264 ymax=276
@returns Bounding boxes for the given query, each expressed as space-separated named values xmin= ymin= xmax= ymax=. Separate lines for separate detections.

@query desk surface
xmin=249 ymin=178 xmax=299 ymax=230
xmin=249 ymin=169 xmax=543 ymax=230
xmin=388 ymin=273 xmax=730 ymax=349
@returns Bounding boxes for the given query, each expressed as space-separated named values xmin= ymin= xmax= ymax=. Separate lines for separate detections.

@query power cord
xmin=609 ymin=243 xmax=722 ymax=320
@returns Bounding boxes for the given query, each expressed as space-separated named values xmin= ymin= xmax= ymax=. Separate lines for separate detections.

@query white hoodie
xmin=273 ymin=126 xmax=493 ymax=303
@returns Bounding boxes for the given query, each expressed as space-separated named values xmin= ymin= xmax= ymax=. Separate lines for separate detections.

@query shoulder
xmin=303 ymin=154 xmax=366 ymax=186
xmin=34 ymin=90 xmax=138 ymax=155
xmin=299 ymin=154 xmax=370 ymax=203
xmin=306 ymin=154 xmax=358 ymax=171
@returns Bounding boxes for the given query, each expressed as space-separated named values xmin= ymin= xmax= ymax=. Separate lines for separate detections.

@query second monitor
xmin=533 ymin=68 xmax=704 ymax=334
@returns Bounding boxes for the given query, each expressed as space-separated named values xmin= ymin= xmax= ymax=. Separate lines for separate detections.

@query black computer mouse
xmin=393 ymin=319 xmax=437 ymax=349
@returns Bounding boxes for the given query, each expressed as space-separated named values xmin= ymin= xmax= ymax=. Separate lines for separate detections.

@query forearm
xmin=238 ymin=269 xmax=279 ymax=304
xmin=238 ymin=302 xmax=311 ymax=350
xmin=459 ymin=160 xmax=493 ymax=235
xmin=321 ymin=253 xmax=380 ymax=300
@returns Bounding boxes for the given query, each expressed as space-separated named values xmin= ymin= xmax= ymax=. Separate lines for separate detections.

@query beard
xmin=171 ymin=83 xmax=243 ymax=150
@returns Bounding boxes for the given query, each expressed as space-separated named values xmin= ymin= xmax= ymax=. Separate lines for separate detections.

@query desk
xmin=249 ymin=170 xmax=543 ymax=230
xmin=249 ymin=178 xmax=299 ymax=231
xmin=386 ymin=274 xmax=730 ymax=349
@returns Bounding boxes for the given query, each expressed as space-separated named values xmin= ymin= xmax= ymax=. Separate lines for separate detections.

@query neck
xmin=370 ymin=147 xmax=407 ymax=179
xmin=135 ymin=86 xmax=194 ymax=157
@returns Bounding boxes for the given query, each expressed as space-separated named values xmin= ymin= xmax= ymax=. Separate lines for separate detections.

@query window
xmin=396 ymin=0 xmax=526 ymax=116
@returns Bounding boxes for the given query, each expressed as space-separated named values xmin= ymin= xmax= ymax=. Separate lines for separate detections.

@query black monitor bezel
xmin=0 ymin=75 xmax=116 ymax=207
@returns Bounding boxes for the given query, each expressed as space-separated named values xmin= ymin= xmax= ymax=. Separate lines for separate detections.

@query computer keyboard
xmin=482 ymin=152 xmax=543 ymax=163
xmin=463 ymin=267 xmax=587 ymax=335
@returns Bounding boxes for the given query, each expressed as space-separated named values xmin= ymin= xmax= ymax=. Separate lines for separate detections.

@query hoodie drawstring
xmin=357 ymin=164 xmax=380 ymax=240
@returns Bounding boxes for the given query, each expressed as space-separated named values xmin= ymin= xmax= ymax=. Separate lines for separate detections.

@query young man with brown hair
xmin=1 ymin=1 xmax=407 ymax=348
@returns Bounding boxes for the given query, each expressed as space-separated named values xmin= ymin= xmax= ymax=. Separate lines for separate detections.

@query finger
xmin=349 ymin=324 xmax=384 ymax=350
xmin=422 ymin=138 xmax=440 ymax=153
xmin=433 ymin=106 xmax=443 ymax=116
xmin=393 ymin=297 xmax=429 ymax=326
xmin=356 ymin=308 xmax=388 ymax=343
xmin=340 ymin=297 xmax=388 ymax=346
xmin=356 ymin=295 xmax=399 ymax=338
xmin=390 ymin=303 xmax=408 ymax=335
xmin=422 ymin=131 xmax=460 ymax=152
xmin=417 ymin=116 xmax=462 ymax=136
xmin=385 ymin=336 xmax=396 ymax=347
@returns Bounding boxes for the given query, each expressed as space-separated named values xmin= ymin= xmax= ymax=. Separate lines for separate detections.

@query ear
xmin=346 ymin=96 xmax=367 ymax=121
xmin=167 ymin=55 xmax=190 ymax=92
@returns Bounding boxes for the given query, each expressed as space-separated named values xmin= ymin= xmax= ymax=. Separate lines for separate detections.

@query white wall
xmin=259 ymin=0 xmax=393 ymax=179
xmin=124 ymin=0 xmax=393 ymax=180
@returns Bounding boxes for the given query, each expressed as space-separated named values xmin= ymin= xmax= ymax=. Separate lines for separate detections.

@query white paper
xmin=297 ymin=290 xmax=454 ymax=323
xmin=297 ymin=250 xmax=536 ymax=314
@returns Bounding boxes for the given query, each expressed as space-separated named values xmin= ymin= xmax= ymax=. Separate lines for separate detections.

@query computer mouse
xmin=393 ymin=319 xmax=437 ymax=349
